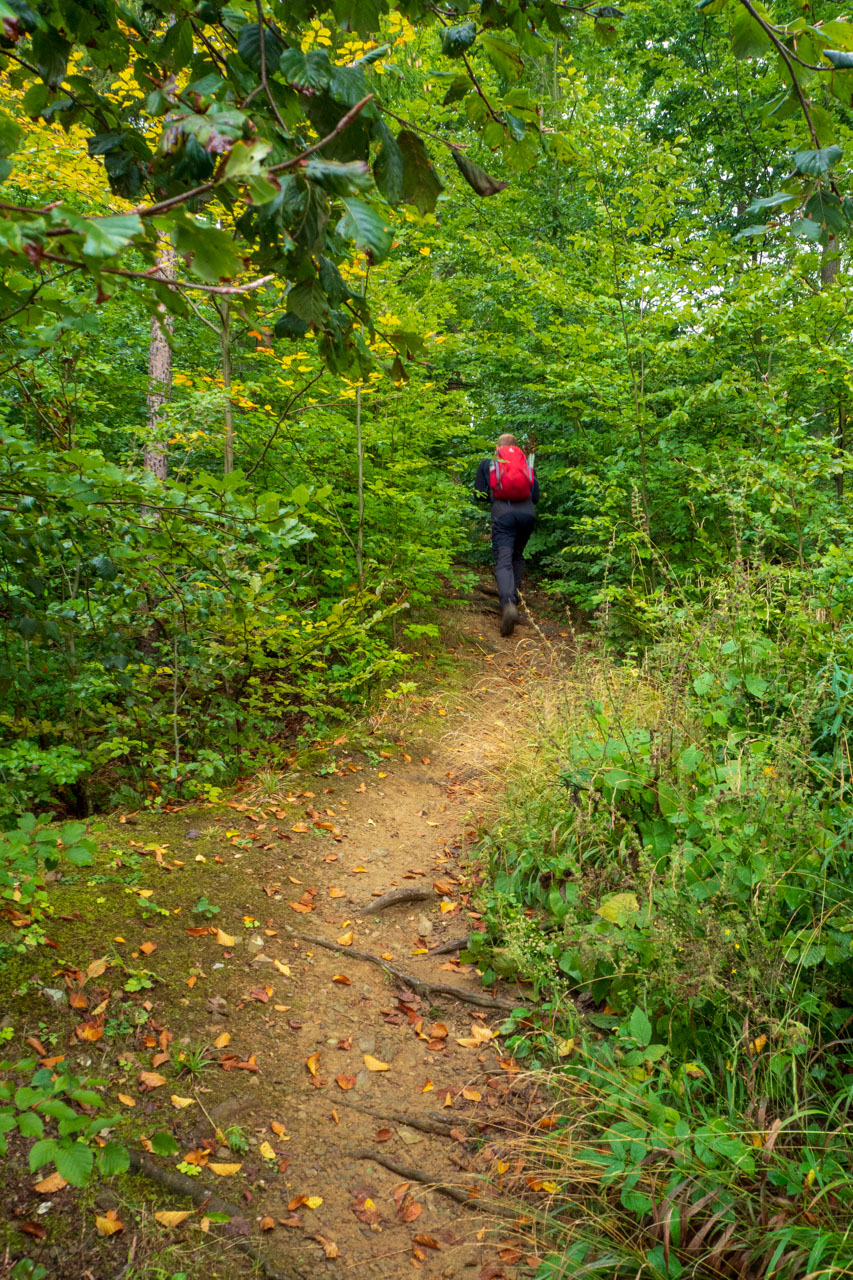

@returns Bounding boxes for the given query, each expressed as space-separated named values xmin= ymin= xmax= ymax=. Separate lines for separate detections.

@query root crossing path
xmin=167 ymin=605 xmax=567 ymax=1279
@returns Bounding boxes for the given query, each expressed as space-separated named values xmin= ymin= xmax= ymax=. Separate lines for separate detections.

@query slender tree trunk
xmin=218 ymin=300 xmax=235 ymax=474
xmin=145 ymin=245 xmax=176 ymax=481
xmin=821 ymin=236 xmax=844 ymax=505
xmin=355 ymin=382 xmax=364 ymax=589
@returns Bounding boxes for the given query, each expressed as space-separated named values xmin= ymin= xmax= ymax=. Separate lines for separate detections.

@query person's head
xmin=497 ymin=433 xmax=517 ymax=449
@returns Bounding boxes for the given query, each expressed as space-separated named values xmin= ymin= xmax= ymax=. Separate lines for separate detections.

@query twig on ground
xmin=298 ymin=934 xmax=525 ymax=1011
xmin=359 ymin=886 xmax=435 ymax=914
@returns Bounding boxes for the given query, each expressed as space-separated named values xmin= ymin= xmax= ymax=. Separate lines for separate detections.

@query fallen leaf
xmin=259 ymin=1141 xmax=276 ymax=1161
xmin=443 ymin=1092 xmax=453 ymax=1107
xmin=117 ymin=1093 xmax=136 ymax=1107
xmin=280 ymin=1215 xmax=303 ymax=1227
xmin=289 ymin=901 xmax=313 ymax=913
xmin=209 ymin=1163 xmax=242 ymax=1176
xmin=273 ymin=959 xmax=291 ymax=976
xmin=413 ymin=1234 xmax=441 ymax=1250
xmin=306 ymin=1053 xmax=321 ymax=1077
xmin=353 ymin=1193 xmax=381 ymax=1225
xmin=363 ymin=1054 xmax=389 ymax=1072
xmin=34 ymin=1172 xmax=67 ymax=1193
xmin=138 ymin=1071 xmax=167 ymax=1090
xmin=249 ymin=985 xmax=272 ymax=1003
xmin=86 ymin=955 xmax=108 ymax=979
xmin=139 ymin=941 xmax=157 ymax=955
xmin=337 ymin=929 xmax=353 ymax=946
xmin=462 ymin=1088 xmax=482 ymax=1102
xmin=155 ymin=1210 xmax=192 ymax=1228
xmin=336 ymin=1074 xmax=357 ymax=1091
xmin=151 ymin=1051 xmax=169 ymax=1068
xmin=260 ymin=1216 xmax=276 ymax=1231
xmin=422 ymin=1081 xmax=434 ymax=1092
xmin=398 ymin=1197 xmax=422 ymax=1223
xmin=381 ymin=951 xmax=394 ymax=961
xmin=291 ymin=823 xmax=309 ymax=833
xmin=171 ymin=1095 xmax=195 ymax=1109
xmin=75 ymin=1018 xmax=104 ymax=1043
xmin=271 ymin=1121 xmax=288 ymax=1137
xmin=95 ymin=1209 xmax=123 ymax=1237
xmin=440 ymin=901 xmax=455 ymax=914
xmin=185 ymin=975 xmax=197 ymax=988
xmin=316 ymin=1235 xmax=340 ymax=1259
xmin=428 ymin=1023 xmax=448 ymax=1040
xmin=214 ymin=1032 xmax=231 ymax=1049
xmin=375 ymin=1127 xmax=393 ymax=1141
xmin=216 ymin=929 xmax=235 ymax=946
xmin=332 ymin=974 xmax=351 ymax=985
xmin=26 ymin=1036 xmax=47 ymax=1056
xmin=289 ymin=1194 xmax=323 ymax=1211
xmin=351 ymin=866 xmax=367 ymax=873
xmin=329 ymin=887 xmax=347 ymax=898
xmin=19 ymin=1223 xmax=46 ymax=1241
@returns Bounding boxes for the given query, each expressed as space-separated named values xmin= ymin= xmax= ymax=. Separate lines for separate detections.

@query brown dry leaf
xmin=328 ymin=887 xmax=346 ymax=899
xmin=86 ymin=955 xmax=108 ymax=980
xmin=259 ymin=1216 xmax=276 ymax=1231
xmin=375 ymin=1127 xmax=393 ymax=1142
xmin=95 ymin=1208 xmax=123 ymax=1237
xmin=289 ymin=901 xmax=313 ymax=914
xmin=139 ymin=941 xmax=157 ymax=955
xmin=214 ymin=1032 xmax=231 ymax=1049
xmin=216 ymin=929 xmax=235 ymax=946
xmin=117 ymin=1093 xmax=136 ymax=1108
xmin=291 ymin=822 xmax=309 ymax=833
xmin=337 ymin=929 xmax=354 ymax=946
xmin=353 ymin=1193 xmax=381 ymax=1225
xmin=398 ymin=1197 xmax=422 ymax=1223
xmin=332 ymin=973 xmax=351 ymax=985
xmin=428 ymin=1023 xmax=448 ymax=1040
xmin=185 ymin=975 xmax=197 ymax=989
xmin=170 ymin=1095 xmax=195 ymax=1109
xmin=433 ymin=880 xmax=455 ymax=895
xmin=393 ymin=1183 xmax=410 ymax=1206
xmin=306 ymin=1053 xmax=321 ymax=1077
xmin=34 ymin=1172 xmax=67 ymax=1193
xmin=413 ymin=1235 xmax=441 ymax=1250
xmin=26 ymin=1035 xmax=47 ymax=1056
xmin=280 ymin=1215 xmax=303 ymax=1227
xmin=316 ymin=1235 xmax=340 ymax=1259
xmin=75 ymin=1018 xmax=104 ymax=1043
xmin=151 ymin=1051 xmax=169 ymax=1068
xmin=462 ymin=1088 xmax=482 ymax=1102
xmin=443 ymin=1092 xmax=453 ymax=1108
xmin=208 ymin=1162 xmax=242 ymax=1176
xmin=271 ymin=1121 xmax=288 ymax=1137
xmin=40 ymin=1054 xmax=65 ymax=1069
xmin=138 ymin=1071 xmax=167 ymax=1090
xmin=249 ymin=985 xmax=272 ymax=1002
xmin=155 ymin=1210 xmax=192 ymax=1228
xmin=363 ymin=1053 xmax=389 ymax=1072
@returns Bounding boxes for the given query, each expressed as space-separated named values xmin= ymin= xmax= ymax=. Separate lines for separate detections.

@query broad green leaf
xmin=398 ymin=130 xmax=444 ymax=215
xmin=731 ymin=3 xmax=772 ymax=59
xmin=55 ymin=1140 xmax=94 ymax=1186
xmin=28 ymin=1137 xmax=60 ymax=1172
xmin=597 ymin=892 xmax=639 ymax=924
xmin=98 ymin=1141 xmax=130 ymax=1176
xmin=440 ymin=22 xmax=477 ymax=58
xmin=237 ymin=22 xmax=283 ymax=74
xmin=303 ymin=158 xmax=371 ymax=195
xmin=80 ymin=215 xmax=144 ymax=259
xmin=17 ymin=1112 xmax=44 ymax=1138
xmin=452 ymin=149 xmax=508 ymax=198
xmin=373 ymin=128 xmax=405 ymax=205
xmin=150 ymin=1131 xmax=179 ymax=1157
xmin=793 ymin=145 xmax=842 ymax=176
xmin=224 ymin=139 xmax=272 ymax=180
xmin=337 ymin=198 xmax=392 ymax=262
xmin=481 ymin=33 xmax=524 ymax=81
xmin=629 ymin=1006 xmax=652 ymax=1048
xmin=0 ymin=110 xmax=23 ymax=158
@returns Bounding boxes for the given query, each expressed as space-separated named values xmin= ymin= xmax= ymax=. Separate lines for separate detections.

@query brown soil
xmin=1 ymin=596 xmax=571 ymax=1280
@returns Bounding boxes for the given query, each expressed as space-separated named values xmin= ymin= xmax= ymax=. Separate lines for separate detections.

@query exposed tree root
xmin=298 ymin=934 xmax=524 ymax=1011
xmin=351 ymin=1148 xmax=519 ymax=1220
xmin=335 ymin=1100 xmax=481 ymax=1137
xmin=127 ymin=1150 xmax=304 ymax=1280
xmin=358 ymin=886 xmax=435 ymax=914
xmin=429 ymin=936 xmax=468 ymax=955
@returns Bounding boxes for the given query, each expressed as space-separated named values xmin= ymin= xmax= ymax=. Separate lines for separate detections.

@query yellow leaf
xmin=462 ymin=1088 xmax=481 ymax=1102
xmin=363 ymin=1054 xmax=390 ymax=1072
xmin=216 ymin=929 xmax=235 ymax=946
xmin=351 ymin=865 xmax=367 ymax=873
xmin=306 ymin=1052 xmax=321 ymax=1076
xmin=337 ymin=929 xmax=354 ymax=946
xmin=137 ymin=889 xmax=154 ymax=898
xmin=155 ymin=1210 xmax=193 ymax=1228
xmin=95 ymin=1209 xmax=123 ymax=1237
xmin=381 ymin=952 xmax=393 ymax=961
xmin=209 ymin=1163 xmax=242 ymax=1176
xmin=541 ymin=1180 xmax=558 ymax=1194
xmin=411 ymin=948 xmax=428 ymax=955
xmin=171 ymin=1095 xmax=195 ymax=1109
xmin=443 ymin=1092 xmax=453 ymax=1108
xmin=271 ymin=1120 xmax=288 ymax=1137
xmin=440 ymin=901 xmax=454 ymax=913
xmin=117 ymin=1093 xmax=136 ymax=1107
xmin=34 ymin=1172 xmax=67 ymax=1193
xmin=214 ymin=1032 xmax=231 ymax=1049
xmin=305 ymin=1196 xmax=323 ymax=1209
xmin=596 ymin=892 xmax=639 ymax=924
xmin=273 ymin=959 xmax=291 ymax=976
xmin=422 ymin=1081 xmax=433 ymax=1093
xmin=259 ymin=1141 xmax=276 ymax=1160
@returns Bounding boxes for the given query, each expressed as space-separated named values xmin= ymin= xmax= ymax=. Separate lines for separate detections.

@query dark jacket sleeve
xmin=473 ymin=458 xmax=491 ymax=500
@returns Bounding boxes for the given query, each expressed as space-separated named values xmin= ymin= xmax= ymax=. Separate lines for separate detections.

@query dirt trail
xmin=191 ymin=603 xmax=564 ymax=1279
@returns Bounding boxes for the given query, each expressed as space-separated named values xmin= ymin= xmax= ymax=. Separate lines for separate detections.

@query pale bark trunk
xmin=145 ymin=245 xmax=177 ymax=481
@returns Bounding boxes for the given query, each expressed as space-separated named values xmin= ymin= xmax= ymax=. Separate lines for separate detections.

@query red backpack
xmin=489 ymin=445 xmax=533 ymax=501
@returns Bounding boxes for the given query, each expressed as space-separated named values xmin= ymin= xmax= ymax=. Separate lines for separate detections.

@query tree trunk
xmin=821 ymin=236 xmax=844 ymax=505
xmin=145 ymin=245 xmax=176 ymax=481
xmin=218 ymin=300 xmax=235 ymax=474
xmin=355 ymin=382 xmax=364 ymax=589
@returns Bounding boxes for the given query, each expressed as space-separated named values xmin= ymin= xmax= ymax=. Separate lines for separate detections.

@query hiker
xmin=474 ymin=433 xmax=539 ymax=636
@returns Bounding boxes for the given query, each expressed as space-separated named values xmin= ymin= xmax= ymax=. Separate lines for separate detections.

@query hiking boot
xmin=500 ymin=603 xmax=519 ymax=636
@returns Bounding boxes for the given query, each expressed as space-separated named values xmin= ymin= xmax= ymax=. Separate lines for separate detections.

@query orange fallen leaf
xmin=332 ymin=974 xmax=351 ymax=985
xmin=75 ymin=1019 xmax=104 ymax=1043
xmin=139 ymin=941 xmax=157 ymax=955
xmin=155 ymin=1210 xmax=192 ymax=1228
xmin=185 ymin=975 xmax=197 ymax=988
xmin=351 ymin=866 xmax=367 ymax=873
xmin=138 ymin=1071 xmax=167 ymax=1090
xmin=306 ymin=1053 xmax=321 ymax=1077
xmin=260 ymin=1216 xmax=276 ymax=1231
xmin=329 ymin=887 xmax=346 ymax=898
xmin=336 ymin=1074 xmax=357 ymax=1091
xmin=413 ymin=1234 xmax=441 ymax=1250
xmin=462 ymin=1088 xmax=482 ymax=1102
xmin=95 ymin=1209 xmax=123 ymax=1237
xmin=117 ymin=1093 xmax=136 ymax=1107
xmin=289 ymin=901 xmax=313 ymax=913
xmin=208 ymin=1163 xmax=242 ymax=1176
xmin=34 ymin=1172 xmax=67 ymax=1193
xmin=316 ymin=1235 xmax=340 ymax=1258
xmin=214 ymin=1032 xmax=230 ymax=1049
xmin=337 ymin=929 xmax=354 ymax=946
xmin=422 ymin=1081 xmax=434 ymax=1092
xmin=428 ymin=1023 xmax=448 ymax=1040
xmin=271 ymin=1121 xmax=288 ymax=1137
xmin=443 ymin=1091 xmax=453 ymax=1107
xmin=375 ymin=1127 xmax=393 ymax=1141
xmin=215 ymin=929 xmax=235 ymax=946
xmin=363 ymin=1054 xmax=389 ymax=1072
xmin=86 ymin=956 xmax=108 ymax=980
xmin=291 ymin=822 xmax=309 ymax=833
xmin=381 ymin=951 xmax=393 ymax=961
xmin=273 ymin=959 xmax=291 ymax=975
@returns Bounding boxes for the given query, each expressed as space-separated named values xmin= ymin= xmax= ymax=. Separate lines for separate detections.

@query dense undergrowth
xmin=471 ymin=553 xmax=853 ymax=1279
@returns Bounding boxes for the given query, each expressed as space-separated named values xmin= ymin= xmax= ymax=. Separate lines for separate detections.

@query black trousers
xmin=491 ymin=499 xmax=535 ymax=606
